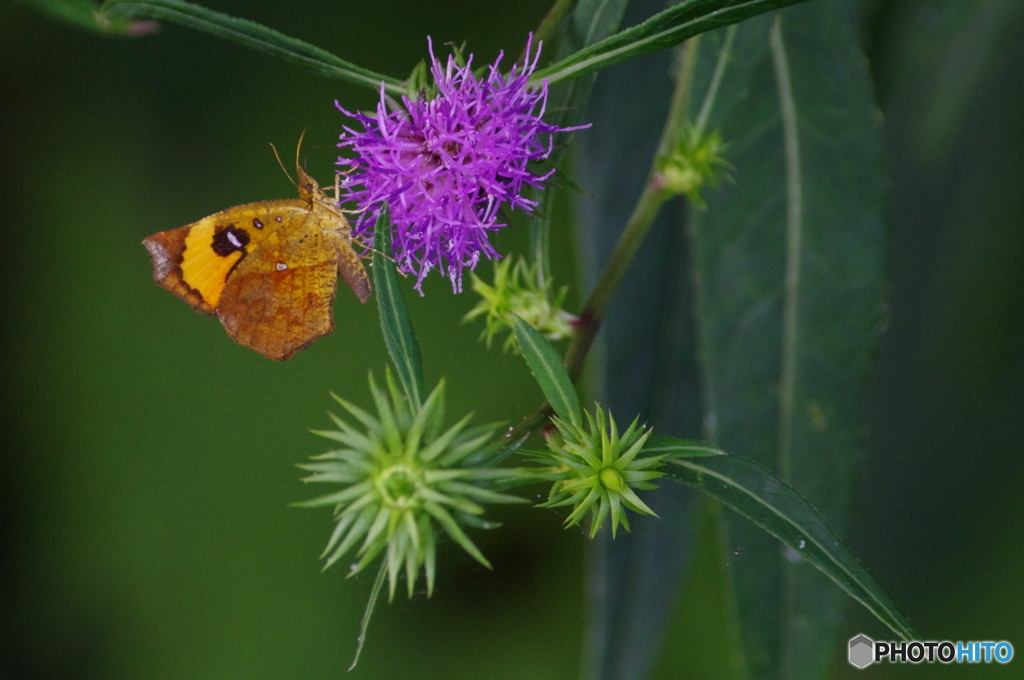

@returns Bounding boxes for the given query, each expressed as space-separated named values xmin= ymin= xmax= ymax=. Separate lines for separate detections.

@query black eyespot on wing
xmin=253 ymin=217 xmax=264 ymax=229
xmin=212 ymin=225 xmax=251 ymax=257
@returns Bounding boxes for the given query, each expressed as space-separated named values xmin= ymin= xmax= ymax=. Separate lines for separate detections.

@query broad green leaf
xmin=527 ymin=0 xmax=637 ymax=289
xmin=686 ymin=4 xmax=888 ymax=678
xmin=511 ymin=315 xmax=581 ymax=426
xmin=664 ymin=455 xmax=917 ymax=642
xmin=547 ymin=0 xmax=635 ymax=128
xmin=533 ymin=0 xmax=811 ymax=87
xmin=571 ymin=2 xmax=703 ymax=679
xmin=871 ymin=0 xmax=1024 ymax=162
xmin=100 ymin=0 xmax=402 ymax=93
xmin=372 ymin=206 xmax=424 ymax=409
xmin=20 ymin=0 xmax=152 ymax=34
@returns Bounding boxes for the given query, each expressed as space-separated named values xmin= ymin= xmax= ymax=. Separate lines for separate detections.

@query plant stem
xmin=506 ymin=41 xmax=701 ymax=443
xmin=506 ymin=178 xmax=668 ymax=440
xmin=562 ymin=180 xmax=668 ymax=382
xmin=564 ymin=38 xmax=700 ymax=383
xmin=694 ymin=24 xmax=737 ymax=136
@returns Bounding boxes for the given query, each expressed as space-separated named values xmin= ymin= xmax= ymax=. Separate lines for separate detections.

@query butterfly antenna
xmin=269 ymin=141 xmax=296 ymax=187
xmin=295 ymin=128 xmax=307 ymax=169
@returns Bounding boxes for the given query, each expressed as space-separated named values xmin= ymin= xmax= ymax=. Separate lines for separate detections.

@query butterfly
xmin=143 ymin=149 xmax=370 ymax=361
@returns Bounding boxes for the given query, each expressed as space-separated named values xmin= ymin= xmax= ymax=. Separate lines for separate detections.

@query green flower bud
xmin=599 ymin=467 xmax=626 ymax=492
xmin=657 ymin=127 xmax=731 ymax=206
xmin=464 ymin=257 xmax=576 ymax=353
xmin=295 ymin=369 xmax=527 ymax=600
xmin=535 ymin=406 xmax=666 ymax=538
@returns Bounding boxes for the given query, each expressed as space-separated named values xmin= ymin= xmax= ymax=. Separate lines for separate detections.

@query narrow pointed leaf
xmin=101 ymin=0 xmax=402 ymax=93
xmin=358 ymin=507 xmax=391 ymax=556
xmin=617 ymin=486 xmax=657 ymax=517
xmin=386 ymin=536 xmax=401 ymax=602
xmin=23 ymin=0 xmax=152 ymax=34
xmin=419 ymin=413 xmax=473 ymax=463
xmin=564 ymin=486 xmax=602 ymax=526
xmin=320 ymin=512 xmax=358 ymax=560
xmin=665 ymin=454 xmax=916 ymax=641
xmin=435 ymin=482 xmax=527 ymax=505
xmin=533 ymin=0 xmax=812 ymax=87
xmin=292 ymin=480 xmax=373 ymax=508
xmin=419 ymin=487 xmax=484 ymax=516
xmin=324 ymin=504 xmax=378 ymax=570
xmin=421 ymin=517 xmax=437 ymax=596
xmin=298 ymin=471 xmax=362 ymax=485
xmin=511 ymin=314 xmax=581 ymax=425
xmin=372 ymin=205 xmax=425 ymax=408
xmin=614 ymin=430 xmax=652 ymax=468
xmin=312 ymin=424 xmax=375 ymax=452
xmin=349 ymin=561 xmax=387 ymax=670
xmin=404 ymin=377 xmax=444 ymax=460
xmin=642 ymin=434 xmax=724 ymax=458
xmin=422 ymin=501 xmax=491 ymax=569
xmin=331 ymin=394 xmax=381 ymax=432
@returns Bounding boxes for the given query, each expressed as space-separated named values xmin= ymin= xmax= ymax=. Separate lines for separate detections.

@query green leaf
xmin=511 ymin=314 xmax=581 ymax=426
xmin=100 ymin=0 xmax=402 ymax=93
xmin=875 ymin=0 xmax=1024 ymax=162
xmin=643 ymin=434 xmax=724 ymax=458
xmin=686 ymin=4 xmax=888 ymax=678
xmin=20 ymin=0 xmax=153 ymax=34
xmin=372 ymin=206 xmax=424 ymax=409
xmin=546 ymin=0 xmax=635 ymax=132
xmin=533 ymin=0 xmax=812 ymax=87
xmin=570 ymin=1 xmax=705 ymax=678
xmin=525 ymin=0 xmax=637 ymax=285
xmin=664 ymin=454 xmax=917 ymax=641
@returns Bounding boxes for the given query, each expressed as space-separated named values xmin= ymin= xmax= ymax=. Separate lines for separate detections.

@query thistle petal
xmin=337 ymin=36 xmax=586 ymax=293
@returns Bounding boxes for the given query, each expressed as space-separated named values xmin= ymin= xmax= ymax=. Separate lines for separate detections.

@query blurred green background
xmin=0 ymin=1 xmax=584 ymax=678
xmin=2 ymin=1 xmax=1023 ymax=678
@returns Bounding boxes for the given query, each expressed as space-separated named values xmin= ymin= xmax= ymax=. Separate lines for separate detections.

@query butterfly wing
xmin=215 ymin=215 xmax=341 ymax=360
xmin=143 ymin=199 xmax=310 ymax=314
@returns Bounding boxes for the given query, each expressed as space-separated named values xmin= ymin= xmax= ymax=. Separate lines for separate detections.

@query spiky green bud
xmin=657 ymin=126 xmax=731 ymax=206
xmin=464 ymin=257 xmax=575 ymax=353
xmin=536 ymin=406 xmax=666 ymax=538
xmin=296 ymin=370 xmax=526 ymax=600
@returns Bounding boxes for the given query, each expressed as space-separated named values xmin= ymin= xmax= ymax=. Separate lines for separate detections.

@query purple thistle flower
xmin=337 ymin=35 xmax=583 ymax=293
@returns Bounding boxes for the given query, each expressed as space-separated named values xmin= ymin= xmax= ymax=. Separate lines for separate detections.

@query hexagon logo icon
xmin=849 ymin=634 xmax=875 ymax=669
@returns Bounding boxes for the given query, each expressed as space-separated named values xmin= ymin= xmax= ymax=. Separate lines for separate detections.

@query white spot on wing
xmin=227 ymin=231 xmax=243 ymax=249
xmin=276 ymin=262 xmax=288 ymax=271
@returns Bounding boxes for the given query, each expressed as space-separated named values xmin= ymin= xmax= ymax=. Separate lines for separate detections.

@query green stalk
xmin=507 ymin=40 xmax=700 ymax=441
xmin=563 ymin=37 xmax=699 ymax=383
xmin=561 ymin=180 xmax=668 ymax=382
